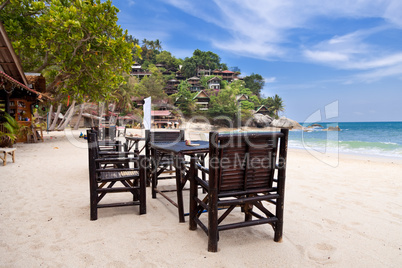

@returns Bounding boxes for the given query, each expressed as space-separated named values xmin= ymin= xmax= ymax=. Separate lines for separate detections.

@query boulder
xmin=307 ymin=124 xmax=324 ymax=128
xmin=270 ymin=117 xmax=303 ymax=129
xmin=252 ymin=113 xmax=273 ymax=128
xmin=324 ymin=126 xmax=341 ymax=131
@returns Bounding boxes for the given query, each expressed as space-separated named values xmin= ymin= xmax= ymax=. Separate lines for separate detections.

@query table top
xmin=150 ymin=140 xmax=209 ymax=154
xmin=125 ymin=136 xmax=145 ymax=141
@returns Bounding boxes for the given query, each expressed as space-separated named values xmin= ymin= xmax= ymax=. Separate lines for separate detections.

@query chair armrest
xmin=98 ymin=151 xmax=136 ymax=157
xmin=98 ymin=140 xmax=120 ymax=146
xmin=95 ymin=156 xmax=139 ymax=164
xmin=196 ymin=162 xmax=209 ymax=174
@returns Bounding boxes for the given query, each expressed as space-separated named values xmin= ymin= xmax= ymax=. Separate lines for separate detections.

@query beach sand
xmin=1 ymin=128 xmax=401 ymax=267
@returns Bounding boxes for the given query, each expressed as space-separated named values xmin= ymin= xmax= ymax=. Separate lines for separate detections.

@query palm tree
xmin=154 ymin=39 xmax=162 ymax=51
xmin=270 ymin=94 xmax=285 ymax=118
xmin=111 ymin=75 xmax=138 ymax=113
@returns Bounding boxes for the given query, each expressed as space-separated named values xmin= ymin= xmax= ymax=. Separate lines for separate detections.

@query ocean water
xmin=288 ymin=122 xmax=402 ymax=158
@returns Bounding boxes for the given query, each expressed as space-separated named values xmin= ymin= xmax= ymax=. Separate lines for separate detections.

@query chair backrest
xmin=87 ymin=132 xmax=100 ymax=175
xmin=145 ymin=129 xmax=185 ymax=158
xmin=208 ymin=129 xmax=288 ymax=194
xmin=145 ymin=129 xmax=185 ymax=143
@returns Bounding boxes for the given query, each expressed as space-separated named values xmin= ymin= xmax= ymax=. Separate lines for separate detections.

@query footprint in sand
xmin=306 ymin=242 xmax=337 ymax=263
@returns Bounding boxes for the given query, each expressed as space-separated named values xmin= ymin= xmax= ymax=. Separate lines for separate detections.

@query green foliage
xmin=208 ymin=86 xmax=239 ymax=124
xmin=125 ymin=34 xmax=143 ymax=62
xmin=2 ymin=0 xmax=133 ymax=102
xmin=240 ymin=100 xmax=255 ymax=111
xmin=111 ymin=74 xmax=139 ymax=113
xmin=0 ymin=113 xmax=27 ymax=146
xmin=181 ymin=49 xmax=228 ymax=78
xmin=156 ymin=50 xmax=182 ymax=69
xmin=134 ymin=65 xmax=167 ymax=101
xmin=0 ymin=113 xmax=18 ymax=143
xmin=171 ymin=81 xmax=196 ymax=116
xmin=200 ymin=75 xmax=217 ymax=89
xmin=243 ymin=73 xmax=265 ymax=98
xmin=262 ymin=94 xmax=284 ymax=118
xmin=133 ymin=38 xmax=162 ymax=65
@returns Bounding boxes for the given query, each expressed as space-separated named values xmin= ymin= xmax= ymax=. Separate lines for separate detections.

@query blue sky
xmin=113 ymin=0 xmax=402 ymax=122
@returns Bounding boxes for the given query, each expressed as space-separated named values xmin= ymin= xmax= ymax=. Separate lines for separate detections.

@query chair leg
xmin=90 ymin=195 xmax=98 ymax=221
xmin=139 ymin=166 xmax=147 ymax=215
xmin=151 ymin=149 xmax=157 ymax=198
xmin=189 ymin=157 xmax=197 ymax=230
xmin=274 ymin=197 xmax=284 ymax=242
xmin=208 ymin=192 xmax=219 ymax=252
xmin=244 ymin=202 xmax=252 ymax=222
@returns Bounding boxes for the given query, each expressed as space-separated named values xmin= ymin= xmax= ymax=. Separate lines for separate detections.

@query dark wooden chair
xmin=189 ymin=129 xmax=288 ymax=252
xmin=145 ymin=129 xmax=185 ymax=157
xmin=145 ymin=130 xmax=185 ymax=187
xmin=87 ymin=132 xmax=146 ymax=220
xmin=87 ymin=128 xmax=125 ymax=153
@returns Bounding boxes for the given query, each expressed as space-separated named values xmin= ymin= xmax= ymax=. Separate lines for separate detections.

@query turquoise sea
xmin=288 ymin=122 xmax=402 ymax=158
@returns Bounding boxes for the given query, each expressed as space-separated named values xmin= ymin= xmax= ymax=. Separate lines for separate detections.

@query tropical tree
xmin=170 ymin=81 xmax=196 ymax=116
xmin=1 ymin=0 xmax=136 ymax=102
xmin=134 ymin=65 xmax=167 ymax=101
xmin=156 ymin=50 xmax=182 ymax=69
xmin=243 ymin=73 xmax=265 ymax=98
xmin=134 ymin=38 xmax=162 ymax=65
xmin=208 ymin=86 xmax=239 ymax=125
xmin=268 ymin=94 xmax=285 ymax=118
xmin=111 ymin=75 xmax=139 ymax=113
xmin=181 ymin=49 xmax=228 ymax=78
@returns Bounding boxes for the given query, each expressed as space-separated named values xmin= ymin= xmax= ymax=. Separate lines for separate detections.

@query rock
xmin=252 ymin=113 xmax=273 ymax=128
xmin=270 ymin=117 xmax=303 ymax=129
xmin=308 ymin=124 xmax=324 ymax=128
xmin=324 ymin=126 xmax=341 ymax=131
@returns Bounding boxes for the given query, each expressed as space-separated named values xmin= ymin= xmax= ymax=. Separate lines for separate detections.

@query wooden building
xmin=193 ymin=90 xmax=210 ymax=111
xmin=0 ymin=21 xmax=50 ymax=142
xmin=255 ymin=105 xmax=271 ymax=115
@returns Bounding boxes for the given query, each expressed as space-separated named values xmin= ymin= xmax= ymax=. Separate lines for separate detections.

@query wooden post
xmin=48 ymin=104 xmax=61 ymax=131
xmin=47 ymin=105 xmax=53 ymax=132
xmin=74 ymin=104 xmax=84 ymax=130
xmin=57 ymin=101 xmax=76 ymax=130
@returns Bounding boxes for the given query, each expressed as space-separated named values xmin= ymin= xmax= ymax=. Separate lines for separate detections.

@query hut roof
xmin=0 ymin=22 xmax=28 ymax=86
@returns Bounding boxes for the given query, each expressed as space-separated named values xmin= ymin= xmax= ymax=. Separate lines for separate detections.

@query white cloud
xmin=265 ymin=77 xmax=277 ymax=83
xmin=352 ymin=63 xmax=402 ymax=83
xmin=161 ymin=0 xmax=402 ymax=82
xmin=162 ymin=0 xmax=402 ymax=57
xmin=304 ymin=50 xmax=349 ymax=62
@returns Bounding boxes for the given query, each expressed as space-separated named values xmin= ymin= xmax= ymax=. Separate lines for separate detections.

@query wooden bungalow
xmin=0 ymin=21 xmax=50 ymax=143
xmin=151 ymin=110 xmax=179 ymax=128
xmin=255 ymin=105 xmax=271 ymax=115
xmin=212 ymin=69 xmax=236 ymax=82
xmin=207 ymin=76 xmax=221 ymax=91
xmin=187 ymin=76 xmax=203 ymax=92
xmin=163 ymin=84 xmax=178 ymax=96
xmin=236 ymin=93 xmax=249 ymax=102
xmin=130 ymin=63 xmax=151 ymax=79
xmin=193 ymin=90 xmax=210 ymax=111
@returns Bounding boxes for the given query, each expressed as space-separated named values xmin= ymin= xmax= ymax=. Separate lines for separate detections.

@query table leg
xmin=189 ymin=155 xmax=197 ymax=230
xmin=175 ymin=154 xmax=185 ymax=223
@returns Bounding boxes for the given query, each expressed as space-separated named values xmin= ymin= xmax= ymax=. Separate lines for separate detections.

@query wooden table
xmin=125 ymin=136 xmax=145 ymax=156
xmin=150 ymin=140 xmax=209 ymax=222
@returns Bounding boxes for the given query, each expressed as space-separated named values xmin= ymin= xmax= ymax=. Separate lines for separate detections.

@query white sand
xmin=1 ymin=128 xmax=402 ymax=267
